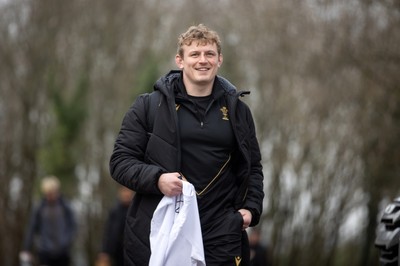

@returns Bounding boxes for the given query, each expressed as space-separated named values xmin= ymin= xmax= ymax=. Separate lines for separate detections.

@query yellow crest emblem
xmin=220 ymin=106 xmax=229 ymax=120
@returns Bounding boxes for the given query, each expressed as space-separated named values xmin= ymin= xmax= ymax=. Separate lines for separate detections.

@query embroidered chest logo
xmin=220 ymin=106 xmax=229 ymax=120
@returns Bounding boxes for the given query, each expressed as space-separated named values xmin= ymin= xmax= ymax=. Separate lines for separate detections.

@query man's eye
xmin=191 ymin=53 xmax=199 ymax=57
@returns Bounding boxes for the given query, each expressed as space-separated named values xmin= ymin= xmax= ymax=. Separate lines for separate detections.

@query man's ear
xmin=218 ymin=54 xmax=223 ymax=67
xmin=175 ymin=54 xmax=184 ymax=69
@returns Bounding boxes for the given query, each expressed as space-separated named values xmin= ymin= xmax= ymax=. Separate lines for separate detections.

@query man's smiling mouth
xmin=196 ymin=67 xmax=210 ymax=71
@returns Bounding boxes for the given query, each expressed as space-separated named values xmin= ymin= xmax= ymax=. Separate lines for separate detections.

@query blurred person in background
xmin=248 ymin=228 xmax=271 ymax=266
xmin=96 ymin=186 xmax=134 ymax=266
xmin=110 ymin=23 xmax=264 ymax=266
xmin=20 ymin=176 xmax=76 ymax=266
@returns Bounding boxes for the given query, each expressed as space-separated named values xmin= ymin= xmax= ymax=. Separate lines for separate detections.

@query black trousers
xmin=38 ymin=252 xmax=71 ymax=266
xmin=204 ymin=230 xmax=250 ymax=266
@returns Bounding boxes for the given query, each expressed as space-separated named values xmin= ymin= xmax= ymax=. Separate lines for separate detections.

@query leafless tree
xmin=1 ymin=0 xmax=399 ymax=265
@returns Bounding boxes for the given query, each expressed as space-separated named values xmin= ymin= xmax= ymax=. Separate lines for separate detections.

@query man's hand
xmin=158 ymin=173 xmax=183 ymax=197
xmin=238 ymin=209 xmax=252 ymax=230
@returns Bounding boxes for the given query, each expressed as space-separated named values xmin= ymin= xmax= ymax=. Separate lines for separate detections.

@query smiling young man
xmin=110 ymin=24 xmax=264 ymax=266
xmin=175 ymin=34 xmax=222 ymax=96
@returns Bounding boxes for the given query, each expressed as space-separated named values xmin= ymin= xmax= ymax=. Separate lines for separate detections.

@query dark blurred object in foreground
xmin=375 ymin=197 xmax=400 ymax=266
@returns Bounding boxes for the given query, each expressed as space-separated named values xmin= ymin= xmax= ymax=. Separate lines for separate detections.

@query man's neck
xmin=180 ymin=72 xmax=215 ymax=96
xmin=185 ymin=84 xmax=212 ymax=97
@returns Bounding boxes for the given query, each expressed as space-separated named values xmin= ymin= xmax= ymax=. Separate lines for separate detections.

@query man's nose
xmin=199 ymin=53 xmax=207 ymax=62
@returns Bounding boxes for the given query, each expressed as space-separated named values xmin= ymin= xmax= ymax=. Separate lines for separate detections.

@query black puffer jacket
xmin=109 ymin=70 xmax=264 ymax=266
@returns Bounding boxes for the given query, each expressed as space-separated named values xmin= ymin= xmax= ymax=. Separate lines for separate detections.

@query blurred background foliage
xmin=0 ymin=0 xmax=399 ymax=265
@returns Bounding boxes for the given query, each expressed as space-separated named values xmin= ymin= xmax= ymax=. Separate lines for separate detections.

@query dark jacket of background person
xmin=99 ymin=187 xmax=133 ymax=266
xmin=110 ymin=70 xmax=264 ymax=265
xmin=23 ymin=196 xmax=76 ymax=264
xmin=249 ymin=229 xmax=270 ymax=266
xmin=250 ymin=244 xmax=270 ymax=266
xmin=101 ymin=201 xmax=128 ymax=266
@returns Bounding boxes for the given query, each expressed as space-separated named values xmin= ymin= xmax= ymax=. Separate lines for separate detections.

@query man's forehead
xmin=183 ymin=41 xmax=218 ymax=52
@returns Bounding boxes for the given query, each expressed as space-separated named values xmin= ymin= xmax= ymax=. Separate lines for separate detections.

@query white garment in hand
xmin=149 ymin=181 xmax=205 ymax=266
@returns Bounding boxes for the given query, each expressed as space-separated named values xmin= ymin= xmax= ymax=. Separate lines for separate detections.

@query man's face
xmin=175 ymin=41 xmax=222 ymax=88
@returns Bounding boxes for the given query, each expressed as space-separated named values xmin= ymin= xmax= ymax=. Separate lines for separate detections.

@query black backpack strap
xmin=145 ymin=90 xmax=161 ymax=133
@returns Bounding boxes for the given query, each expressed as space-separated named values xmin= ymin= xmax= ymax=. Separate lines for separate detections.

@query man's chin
xmin=194 ymin=75 xmax=214 ymax=83
xmin=195 ymin=79 xmax=213 ymax=86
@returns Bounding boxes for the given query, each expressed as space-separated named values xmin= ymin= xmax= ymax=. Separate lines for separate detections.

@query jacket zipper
xmin=196 ymin=154 xmax=231 ymax=196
